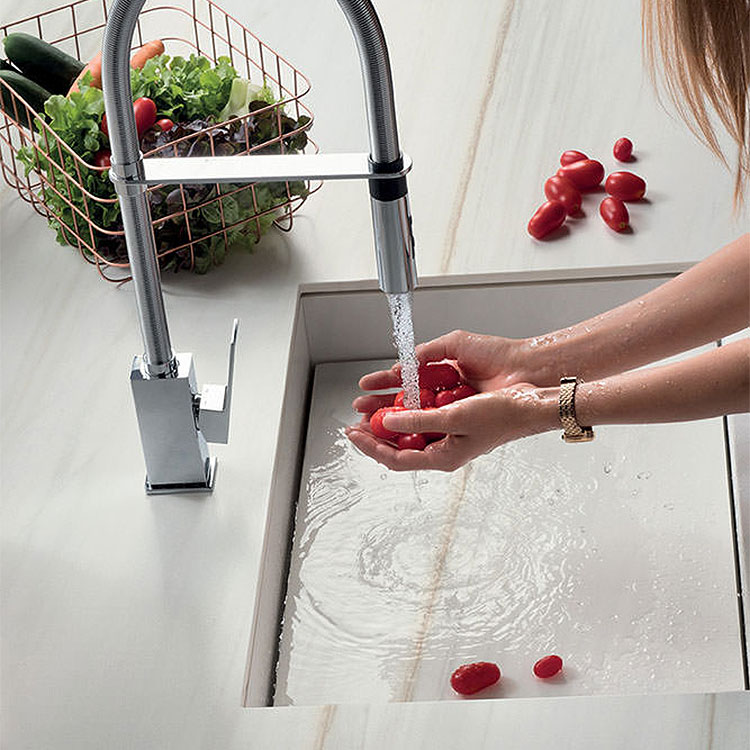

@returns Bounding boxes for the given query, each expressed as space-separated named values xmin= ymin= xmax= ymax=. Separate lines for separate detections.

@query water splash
xmin=387 ymin=292 xmax=420 ymax=409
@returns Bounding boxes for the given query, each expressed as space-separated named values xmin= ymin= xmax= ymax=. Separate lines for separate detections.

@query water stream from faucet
xmin=387 ymin=292 xmax=420 ymax=409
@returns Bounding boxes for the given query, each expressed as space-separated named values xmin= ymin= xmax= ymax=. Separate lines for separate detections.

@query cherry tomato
xmin=544 ymin=175 xmax=582 ymax=216
xmin=369 ymin=406 xmax=406 ymax=441
xmin=418 ymin=363 xmax=461 ymax=391
xmin=452 ymin=384 xmax=477 ymax=400
xmin=133 ymin=97 xmax=157 ymax=137
xmin=397 ymin=433 xmax=427 ymax=451
xmin=450 ymin=662 xmax=501 ymax=695
xmin=599 ymin=196 xmax=629 ymax=232
xmin=155 ymin=117 xmax=175 ymax=132
xmin=557 ymin=159 xmax=605 ymax=190
xmin=560 ymin=149 xmax=588 ymax=166
xmin=533 ymin=654 xmax=563 ymax=679
xmin=613 ymin=137 xmax=633 ymax=162
xmin=92 ymin=149 xmax=111 ymax=168
xmin=434 ymin=390 xmax=457 ymax=408
xmin=394 ymin=389 xmax=435 ymax=408
xmin=605 ymin=171 xmax=646 ymax=201
xmin=527 ymin=200 xmax=566 ymax=240
xmin=101 ymin=97 xmax=157 ymax=138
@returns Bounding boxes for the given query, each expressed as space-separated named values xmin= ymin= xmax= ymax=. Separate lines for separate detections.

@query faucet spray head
xmin=369 ymin=156 xmax=417 ymax=294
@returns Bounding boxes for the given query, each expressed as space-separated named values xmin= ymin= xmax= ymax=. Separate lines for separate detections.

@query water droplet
xmin=603 ymin=462 xmax=613 ymax=474
xmin=636 ymin=471 xmax=651 ymax=480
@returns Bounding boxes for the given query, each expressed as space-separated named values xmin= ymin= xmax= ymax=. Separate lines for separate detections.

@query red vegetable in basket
xmin=155 ymin=117 xmax=175 ymax=132
xmin=533 ymin=654 xmax=563 ymax=679
xmin=92 ymin=149 xmax=111 ymax=168
xmin=605 ymin=171 xmax=646 ymax=201
xmin=369 ymin=406 xmax=406 ymax=441
xmin=527 ymin=200 xmax=566 ymax=239
xmin=599 ymin=196 xmax=629 ymax=232
xmin=544 ymin=175 xmax=582 ymax=216
xmin=101 ymin=97 xmax=157 ymax=138
xmin=560 ymin=149 xmax=588 ymax=166
xmin=450 ymin=662 xmax=501 ymax=695
xmin=557 ymin=159 xmax=605 ymax=190
xmin=613 ymin=137 xmax=633 ymax=162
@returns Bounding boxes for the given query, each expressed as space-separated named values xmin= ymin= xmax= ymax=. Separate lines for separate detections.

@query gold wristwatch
xmin=559 ymin=376 xmax=594 ymax=443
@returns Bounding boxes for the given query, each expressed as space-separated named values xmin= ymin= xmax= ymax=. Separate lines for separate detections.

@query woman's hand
xmin=346 ymin=384 xmax=559 ymax=472
xmin=351 ymin=329 xmax=533 ymax=417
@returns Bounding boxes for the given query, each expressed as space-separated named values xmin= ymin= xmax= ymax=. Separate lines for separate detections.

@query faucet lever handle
xmin=199 ymin=318 xmax=239 ymax=444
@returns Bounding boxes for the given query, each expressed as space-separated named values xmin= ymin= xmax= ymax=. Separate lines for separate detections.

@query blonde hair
xmin=642 ymin=0 xmax=750 ymax=206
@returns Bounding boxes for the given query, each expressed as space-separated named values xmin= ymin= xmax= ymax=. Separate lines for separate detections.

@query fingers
xmin=359 ymin=365 xmax=401 ymax=391
xmin=352 ymin=393 xmax=396 ymax=415
xmin=345 ymin=427 xmax=467 ymax=472
xmin=414 ymin=330 xmax=463 ymax=365
xmin=381 ymin=404 xmax=461 ymax=435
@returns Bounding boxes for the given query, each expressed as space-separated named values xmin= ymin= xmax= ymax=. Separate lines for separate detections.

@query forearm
xmin=519 ymin=234 xmax=750 ymax=385
xmin=529 ymin=338 xmax=749 ymax=432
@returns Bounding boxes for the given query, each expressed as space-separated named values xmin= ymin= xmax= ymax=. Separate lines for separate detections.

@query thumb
xmin=382 ymin=407 xmax=456 ymax=435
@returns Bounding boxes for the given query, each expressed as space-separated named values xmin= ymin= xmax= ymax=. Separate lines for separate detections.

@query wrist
xmin=504 ymin=385 xmax=561 ymax=437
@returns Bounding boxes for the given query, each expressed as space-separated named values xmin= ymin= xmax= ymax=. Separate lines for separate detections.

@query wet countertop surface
xmin=1 ymin=0 xmax=748 ymax=747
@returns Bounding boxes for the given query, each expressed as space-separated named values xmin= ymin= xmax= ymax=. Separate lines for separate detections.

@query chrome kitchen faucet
xmin=101 ymin=0 xmax=417 ymax=493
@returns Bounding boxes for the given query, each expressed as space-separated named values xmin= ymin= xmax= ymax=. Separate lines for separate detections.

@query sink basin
xmin=242 ymin=266 xmax=746 ymax=707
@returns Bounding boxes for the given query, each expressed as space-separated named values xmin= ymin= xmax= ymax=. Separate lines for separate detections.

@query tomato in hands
xmin=418 ymin=362 xmax=461 ymax=391
xmin=397 ymin=433 xmax=427 ymax=451
xmin=369 ymin=406 xmax=406 ymax=441
xmin=394 ymin=388 xmax=435 ymax=408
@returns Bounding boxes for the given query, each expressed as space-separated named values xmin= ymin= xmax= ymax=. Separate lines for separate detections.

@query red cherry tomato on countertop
xmin=605 ymin=171 xmax=646 ymax=201
xmin=560 ymin=149 xmax=587 ymax=166
xmin=544 ymin=175 xmax=582 ymax=216
xmin=613 ymin=137 xmax=633 ymax=162
xmin=557 ymin=159 xmax=605 ymax=190
xmin=599 ymin=196 xmax=629 ymax=232
xmin=450 ymin=662 xmax=501 ymax=695
xmin=527 ymin=200 xmax=566 ymax=240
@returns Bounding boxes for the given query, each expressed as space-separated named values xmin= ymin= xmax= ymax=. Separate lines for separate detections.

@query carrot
xmin=130 ymin=40 xmax=164 ymax=70
xmin=68 ymin=50 xmax=102 ymax=95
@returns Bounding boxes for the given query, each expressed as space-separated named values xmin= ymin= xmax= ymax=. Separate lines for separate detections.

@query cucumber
xmin=1 ymin=58 xmax=19 ymax=72
xmin=0 ymin=70 xmax=51 ymax=129
xmin=3 ymin=33 xmax=84 ymax=95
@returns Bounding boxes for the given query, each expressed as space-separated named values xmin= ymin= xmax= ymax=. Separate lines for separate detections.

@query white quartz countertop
xmin=1 ymin=1 xmax=748 ymax=748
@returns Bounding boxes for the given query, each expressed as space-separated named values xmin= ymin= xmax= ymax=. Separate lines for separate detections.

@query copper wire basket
xmin=0 ymin=0 xmax=319 ymax=281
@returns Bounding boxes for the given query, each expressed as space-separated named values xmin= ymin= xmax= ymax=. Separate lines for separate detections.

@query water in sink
xmin=272 ymin=359 xmax=742 ymax=705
